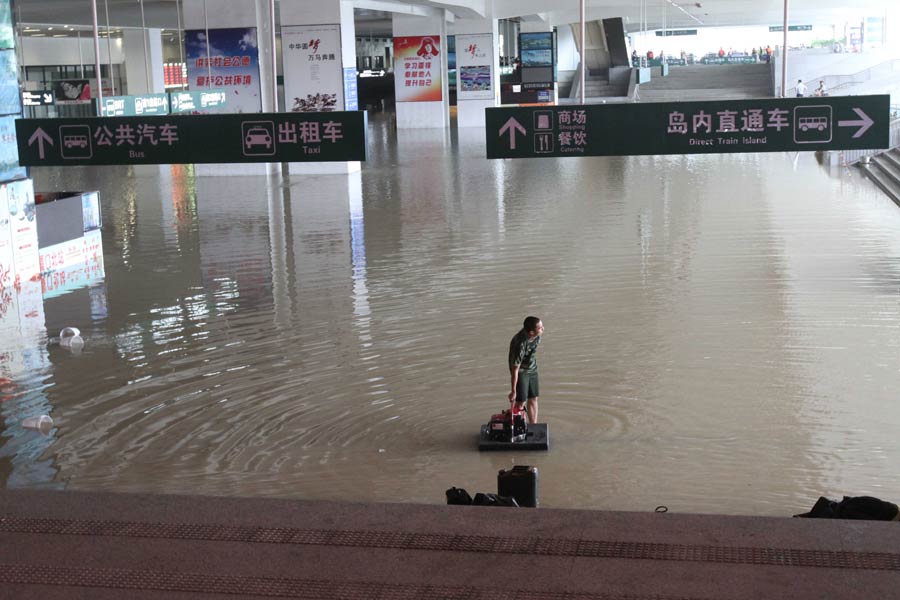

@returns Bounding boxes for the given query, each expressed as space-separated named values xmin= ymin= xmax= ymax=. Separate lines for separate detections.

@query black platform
xmin=478 ymin=423 xmax=549 ymax=451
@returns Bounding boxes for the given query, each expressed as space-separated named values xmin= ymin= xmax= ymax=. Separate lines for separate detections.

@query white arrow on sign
xmin=42 ymin=93 xmax=53 ymax=104
xmin=837 ymin=108 xmax=874 ymax=139
xmin=499 ymin=117 xmax=526 ymax=150
xmin=27 ymin=127 xmax=54 ymax=159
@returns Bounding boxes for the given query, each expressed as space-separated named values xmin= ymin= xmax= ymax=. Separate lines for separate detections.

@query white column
xmin=393 ymin=12 xmax=450 ymax=129
xmin=182 ymin=0 xmax=279 ymax=176
xmin=452 ymin=14 xmax=499 ymax=129
xmin=123 ymin=28 xmax=165 ymax=95
xmin=279 ymin=0 xmax=360 ymax=175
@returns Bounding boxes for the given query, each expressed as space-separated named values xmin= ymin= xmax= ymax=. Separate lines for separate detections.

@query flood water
xmin=2 ymin=115 xmax=900 ymax=517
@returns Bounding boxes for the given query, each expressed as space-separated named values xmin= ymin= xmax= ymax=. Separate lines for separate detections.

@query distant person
xmin=718 ymin=47 xmax=725 ymax=58
xmin=647 ymin=50 xmax=654 ymax=60
xmin=796 ymin=79 xmax=807 ymax=97
xmin=752 ymin=47 xmax=758 ymax=61
xmin=632 ymin=49 xmax=638 ymax=65
xmin=765 ymin=45 xmax=772 ymax=62
xmin=815 ymin=80 xmax=827 ymax=96
xmin=508 ymin=316 xmax=544 ymax=425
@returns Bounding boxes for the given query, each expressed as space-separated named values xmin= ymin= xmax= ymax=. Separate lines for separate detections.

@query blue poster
xmin=343 ymin=67 xmax=358 ymax=111
xmin=185 ymin=27 xmax=261 ymax=113
xmin=0 ymin=49 xmax=19 ymax=116
xmin=0 ymin=0 xmax=13 ymax=50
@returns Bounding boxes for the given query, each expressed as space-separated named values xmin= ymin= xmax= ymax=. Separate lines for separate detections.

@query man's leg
xmin=526 ymin=397 xmax=538 ymax=424
xmin=514 ymin=371 xmax=528 ymax=414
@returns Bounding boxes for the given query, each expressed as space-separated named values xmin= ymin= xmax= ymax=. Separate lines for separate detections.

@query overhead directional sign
xmin=15 ymin=111 xmax=367 ymax=166
xmin=22 ymin=90 xmax=54 ymax=107
xmin=486 ymin=95 xmax=890 ymax=159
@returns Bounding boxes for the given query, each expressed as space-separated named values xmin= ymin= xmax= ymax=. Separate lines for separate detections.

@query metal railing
xmin=786 ymin=58 xmax=900 ymax=97
xmin=839 ymin=116 xmax=900 ymax=165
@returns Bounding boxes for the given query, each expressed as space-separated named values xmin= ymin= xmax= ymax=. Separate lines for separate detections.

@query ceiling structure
xmin=12 ymin=0 xmax=898 ymax=38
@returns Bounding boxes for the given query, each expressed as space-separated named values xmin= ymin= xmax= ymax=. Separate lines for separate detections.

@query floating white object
xmin=22 ymin=415 xmax=53 ymax=432
xmin=59 ymin=327 xmax=84 ymax=350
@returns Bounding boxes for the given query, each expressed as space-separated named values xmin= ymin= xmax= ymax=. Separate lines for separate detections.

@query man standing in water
xmin=508 ymin=316 xmax=544 ymax=424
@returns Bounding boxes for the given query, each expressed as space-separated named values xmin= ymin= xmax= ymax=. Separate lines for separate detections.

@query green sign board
xmin=101 ymin=93 xmax=169 ymax=116
xmin=769 ymin=25 xmax=813 ymax=32
xmin=15 ymin=111 xmax=367 ymax=166
xmin=656 ymin=29 xmax=697 ymax=36
xmin=169 ymin=89 xmax=227 ymax=114
xmin=485 ymin=95 xmax=889 ymax=159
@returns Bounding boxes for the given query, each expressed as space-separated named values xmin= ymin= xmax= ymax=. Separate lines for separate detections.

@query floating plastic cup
xmin=22 ymin=415 xmax=53 ymax=433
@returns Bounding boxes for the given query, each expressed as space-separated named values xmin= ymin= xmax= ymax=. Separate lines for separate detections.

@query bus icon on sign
xmin=798 ymin=116 xmax=828 ymax=132
xmin=793 ymin=105 xmax=832 ymax=144
xmin=63 ymin=134 xmax=88 ymax=148
xmin=59 ymin=125 xmax=93 ymax=159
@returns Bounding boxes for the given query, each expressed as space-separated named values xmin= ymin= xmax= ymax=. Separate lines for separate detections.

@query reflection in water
xmin=4 ymin=118 xmax=900 ymax=516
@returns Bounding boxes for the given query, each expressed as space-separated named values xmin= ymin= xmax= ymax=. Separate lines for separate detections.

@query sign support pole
xmin=580 ymin=0 xmax=585 ymax=105
xmin=269 ymin=0 xmax=278 ymax=112
xmin=781 ymin=0 xmax=788 ymax=97
xmin=91 ymin=0 xmax=103 ymax=108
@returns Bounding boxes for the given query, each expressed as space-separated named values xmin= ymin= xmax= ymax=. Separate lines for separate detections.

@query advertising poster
xmin=5 ymin=179 xmax=39 ymax=281
xmin=0 ymin=49 xmax=20 ymax=115
xmin=0 ymin=183 xmax=13 ymax=289
xmin=53 ymin=79 xmax=92 ymax=104
xmin=394 ymin=35 xmax=443 ymax=102
xmin=456 ymin=34 xmax=493 ymax=100
xmin=0 ymin=115 xmax=26 ymax=183
xmin=185 ymin=27 xmax=261 ymax=113
xmin=520 ymin=32 xmax=554 ymax=67
xmin=0 ymin=1 xmax=13 ymax=50
xmin=282 ymin=24 xmax=344 ymax=112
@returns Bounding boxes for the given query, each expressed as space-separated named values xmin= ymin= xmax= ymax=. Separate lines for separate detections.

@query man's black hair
xmin=523 ymin=316 xmax=541 ymax=333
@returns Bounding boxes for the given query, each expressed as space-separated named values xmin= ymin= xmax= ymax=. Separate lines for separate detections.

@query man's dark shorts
xmin=515 ymin=370 xmax=539 ymax=404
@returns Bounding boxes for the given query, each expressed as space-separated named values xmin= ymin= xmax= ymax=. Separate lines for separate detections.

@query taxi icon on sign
xmin=241 ymin=121 xmax=277 ymax=156
xmin=245 ymin=127 xmax=272 ymax=150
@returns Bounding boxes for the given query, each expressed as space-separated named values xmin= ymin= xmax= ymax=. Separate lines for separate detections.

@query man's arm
xmin=508 ymin=366 xmax=519 ymax=403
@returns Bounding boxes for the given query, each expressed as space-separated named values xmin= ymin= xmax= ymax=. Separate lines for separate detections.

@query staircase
xmin=860 ymin=148 xmax=900 ymax=207
xmin=637 ymin=64 xmax=772 ymax=102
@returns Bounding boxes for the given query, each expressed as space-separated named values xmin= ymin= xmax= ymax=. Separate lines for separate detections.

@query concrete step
xmin=872 ymin=155 xmax=900 ymax=188
xmin=861 ymin=163 xmax=900 ymax=208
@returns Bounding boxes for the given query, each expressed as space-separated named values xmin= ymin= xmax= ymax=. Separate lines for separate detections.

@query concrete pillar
xmin=452 ymin=13 xmax=499 ymax=128
xmin=182 ymin=0 xmax=279 ymax=175
xmin=279 ymin=0 xmax=360 ymax=175
xmin=393 ymin=12 xmax=450 ymax=129
xmin=123 ymin=28 xmax=165 ymax=95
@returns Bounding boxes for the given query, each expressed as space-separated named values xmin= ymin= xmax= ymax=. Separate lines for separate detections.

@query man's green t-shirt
xmin=509 ymin=329 xmax=541 ymax=373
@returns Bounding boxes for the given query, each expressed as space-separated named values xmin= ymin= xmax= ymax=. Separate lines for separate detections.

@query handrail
xmin=840 ymin=116 xmax=900 ymax=165
xmin=785 ymin=57 xmax=900 ymax=97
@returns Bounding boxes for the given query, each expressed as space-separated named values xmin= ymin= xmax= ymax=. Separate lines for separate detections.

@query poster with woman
xmin=393 ymin=35 xmax=443 ymax=102
xmin=185 ymin=27 xmax=261 ymax=113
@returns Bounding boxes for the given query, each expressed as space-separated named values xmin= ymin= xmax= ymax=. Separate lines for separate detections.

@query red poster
xmin=393 ymin=36 xmax=443 ymax=102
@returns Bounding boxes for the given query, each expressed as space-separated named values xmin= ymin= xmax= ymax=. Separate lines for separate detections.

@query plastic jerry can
xmin=498 ymin=465 xmax=538 ymax=508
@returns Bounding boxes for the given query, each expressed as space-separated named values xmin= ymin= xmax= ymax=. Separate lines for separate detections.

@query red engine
xmin=488 ymin=404 xmax=528 ymax=443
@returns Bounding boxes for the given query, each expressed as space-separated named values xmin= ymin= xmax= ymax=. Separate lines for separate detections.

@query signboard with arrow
xmin=15 ymin=111 xmax=368 ymax=166
xmin=22 ymin=90 xmax=54 ymax=107
xmin=486 ymin=95 xmax=890 ymax=159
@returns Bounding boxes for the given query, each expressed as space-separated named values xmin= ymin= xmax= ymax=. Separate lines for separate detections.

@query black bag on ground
xmin=446 ymin=487 xmax=473 ymax=505
xmin=795 ymin=495 xmax=899 ymax=521
xmin=472 ymin=493 xmax=519 ymax=507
